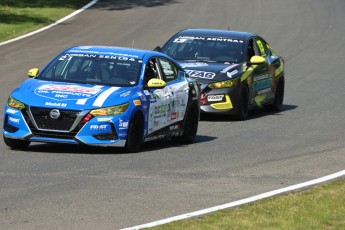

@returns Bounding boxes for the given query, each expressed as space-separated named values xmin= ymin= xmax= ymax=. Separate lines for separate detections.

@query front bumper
xmin=2 ymin=106 xmax=127 ymax=147
xmin=200 ymin=85 xmax=241 ymax=114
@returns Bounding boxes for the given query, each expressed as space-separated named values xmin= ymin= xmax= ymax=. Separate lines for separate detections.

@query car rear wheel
xmin=124 ymin=113 xmax=144 ymax=153
xmin=267 ymin=78 xmax=284 ymax=112
xmin=3 ymin=135 xmax=30 ymax=149
xmin=235 ymin=84 xmax=249 ymax=120
xmin=172 ymin=103 xmax=199 ymax=144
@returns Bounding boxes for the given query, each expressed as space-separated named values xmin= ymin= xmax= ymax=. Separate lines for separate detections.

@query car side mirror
xmin=153 ymin=46 xmax=162 ymax=52
xmin=28 ymin=68 xmax=39 ymax=78
xmin=250 ymin=56 xmax=266 ymax=65
xmin=147 ymin=78 xmax=166 ymax=89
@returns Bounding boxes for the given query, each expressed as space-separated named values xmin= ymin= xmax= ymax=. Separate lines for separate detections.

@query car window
xmin=38 ymin=53 xmax=142 ymax=86
xmin=143 ymin=58 xmax=160 ymax=85
xmin=255 ymin=38 xmax=269 ymax=57
xmin=161 ymin=36 xmax=245 ymax=63
xmin=157 ymin=58 xmax=178 ymax=82
xmin=247 ymin=38 xmax=261 ymax=61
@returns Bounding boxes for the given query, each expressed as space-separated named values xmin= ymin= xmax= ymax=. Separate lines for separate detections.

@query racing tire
xmin=124 ymin=112 xmax=144 ymax=153
xmin=3 ymin=135 xmax=30 ymax=149
xmin=172 ymin=103 xmax=199 ymax=144
xmin=267 ymin=78 xmax=285 ymax=112
xmin=235 ymin=84 xmax=249 ymax=120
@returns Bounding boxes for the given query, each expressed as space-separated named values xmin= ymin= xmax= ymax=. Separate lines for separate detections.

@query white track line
xmin=0 ymin=0 xmax=98 ymax=47
xmin=122 ymin=169 xmax=345 ymax=230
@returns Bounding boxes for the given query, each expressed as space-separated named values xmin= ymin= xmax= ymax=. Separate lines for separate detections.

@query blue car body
xmin=3 ymin=46 xmax=200 ymax=152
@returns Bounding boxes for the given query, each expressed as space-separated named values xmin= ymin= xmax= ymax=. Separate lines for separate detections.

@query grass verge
xmin=150 ymin=178 xmax=345 ymax=229
xmin=0 ymin=0 xmax=90 ymax=42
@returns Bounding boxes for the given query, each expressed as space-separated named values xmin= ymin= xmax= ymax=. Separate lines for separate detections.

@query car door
xmin=156 ymin=57 xmax=189 ymax=127
xmin=247 ymin=37 xmax=273 ymax=106
xmin=143 ymin=58 xmax=169 ymax=135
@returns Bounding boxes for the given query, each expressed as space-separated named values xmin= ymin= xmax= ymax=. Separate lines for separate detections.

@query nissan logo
xmin=49 ymin=109 xmax=60 ymax=119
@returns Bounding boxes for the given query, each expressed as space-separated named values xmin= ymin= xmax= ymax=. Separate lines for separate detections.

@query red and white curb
xmin=122 ymin=169 xmax=345 ymax=230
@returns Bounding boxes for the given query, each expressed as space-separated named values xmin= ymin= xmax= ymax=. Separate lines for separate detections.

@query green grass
xmin=150 ymin=178 xmax=345 ymax=229
xmin=0 ymin=0 xmax=90 ymax=42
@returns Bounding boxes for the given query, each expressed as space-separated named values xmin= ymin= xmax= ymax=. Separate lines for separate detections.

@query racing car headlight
xmin=8 ymin=96 xmax=25 ymax=110
xmin=208 ymin=78 xmax=239 ymax=89
xmin=90 ymin=103 xmax=129 ymax=116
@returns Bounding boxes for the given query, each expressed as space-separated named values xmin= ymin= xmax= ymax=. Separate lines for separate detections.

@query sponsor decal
xmin=119 ymin=118 xmax=129 ymax=129
xmin=120 ymin=91 xmax=131 ymax=97
xmin=8 ymin=116 xmax=20 ymax=124
xmin=144 ymin=134 xmax=166 ymax=142
xmin=97 ymin=117 xmax=113 ymax=122
xmin=253 ymin=78 xmax=272 ymax=91
xmin=207 ymin=95 xmax=224 ymax=102
xmin=226 ymin=70 xmax=239 ymax=78
xmin=221 ymin=64 xmax=239 ymax=73
xmin=45 ymin=102 xmax=67 ymax=107
xmin=171 ymin=112 xmax=179 ymax=120
xmin=185 ymin=70 xmax=216 ymax=79
xmin=180 ymin=62 xmax=209 ymax=68
xmin=90 ymin=124 xmax=109 ymax=131
xmin=6 ymin=108 xmax=18 ymax=114
xmin=35 ymin=84 xmax=102 ymax=101
xmin=169 ymin=124 xmax=180 ymax=130
xmin=173 ymin=36 xmax=244 ymax=43
xmin=254 ymin=73 xmax=271 ymax=82
xmin=133 ymin=100 xmax=141 ymax=106
xmin=258 ymin=88 xmax=272 ymax=95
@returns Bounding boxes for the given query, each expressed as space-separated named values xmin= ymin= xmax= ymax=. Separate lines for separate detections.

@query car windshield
xmin=38 ymin=53 xmax=142 ymax=86
xmin=161 ymin=36 xmax=245 ymax=63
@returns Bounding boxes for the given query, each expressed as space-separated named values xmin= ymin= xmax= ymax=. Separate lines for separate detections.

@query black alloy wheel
xmin=125 ymin=113 xmax=144 ymax=153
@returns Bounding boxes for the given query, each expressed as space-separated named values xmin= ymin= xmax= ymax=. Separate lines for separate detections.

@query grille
xmin=30 ymin=107 xmax=80 ymax=131
xmin=30 ymin=130 xmax=78 ymax=139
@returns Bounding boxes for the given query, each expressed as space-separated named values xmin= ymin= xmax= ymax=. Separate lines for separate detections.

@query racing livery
xmin=2 ymin=46 xmax=200 ymax=152
xmin=155 ymin=29 xmax=285 ymax=120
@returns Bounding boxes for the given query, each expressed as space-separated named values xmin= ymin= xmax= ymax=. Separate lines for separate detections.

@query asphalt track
xmin=1 ymin=0 xmax=345 ymax=229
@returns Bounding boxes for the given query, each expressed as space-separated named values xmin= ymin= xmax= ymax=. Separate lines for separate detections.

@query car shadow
xmin=140 ymin=134 xmax=217 ymax=152
xmin=200 ymin=104 xmax=298 ymax=122
xmin=14 ymin=134 xmax=216 ymax=155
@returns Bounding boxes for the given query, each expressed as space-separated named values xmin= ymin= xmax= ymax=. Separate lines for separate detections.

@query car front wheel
xmin=235 ymin=84 xmax=249 ymax=120
xmin=3 ymin=135 xmax=30 ymax=149
xmin=124 ymin=113 xmax=144 ymax=153
xmin=271 ymin=78 xmax=285 ymax=111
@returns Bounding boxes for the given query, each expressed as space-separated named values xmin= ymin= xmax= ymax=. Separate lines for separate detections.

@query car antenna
xmin=132 ymin=40 xmax=135 ymax=48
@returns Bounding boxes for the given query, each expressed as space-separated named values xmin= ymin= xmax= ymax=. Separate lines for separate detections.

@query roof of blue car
xmin=175 ymin=29 xmax=256 ymax=40
xmin=65 ymin=46 xmax=155 ymax=59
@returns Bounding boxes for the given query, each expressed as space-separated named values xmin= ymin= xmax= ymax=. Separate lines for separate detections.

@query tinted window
xmin=38 ymin=53 xmax=142 ymax=86
xmin=157 ymin=58 xmax=177 ymax=82
xmin=255 ymin=38 xmax=268 ymax=57
xmin=161 ymin=36 xmax=245 ymax=63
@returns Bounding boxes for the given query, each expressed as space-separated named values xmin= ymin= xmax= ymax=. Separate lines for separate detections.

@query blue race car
xmin=2 ymin=46 xmax=200 ymax=152
xmin=155 ymin=29 xmax=285 ymax=120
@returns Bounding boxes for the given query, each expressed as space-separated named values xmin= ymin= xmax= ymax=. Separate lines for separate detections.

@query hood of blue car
xmin=177 ymin=61 xmax=244 ymax=84
xmin=11 ymin=79 xmax=136 ymax=110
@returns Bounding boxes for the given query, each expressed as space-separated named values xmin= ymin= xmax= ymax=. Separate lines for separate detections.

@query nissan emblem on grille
xmin=49 ymin=109 xmax=60 ymax=119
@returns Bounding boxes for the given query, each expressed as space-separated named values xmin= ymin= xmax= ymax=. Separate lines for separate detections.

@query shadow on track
xmin=10 ymin=135 xmax=216 ymax=154
xmin=93 ymin=0 xmax=179 ymax=10
xmin=200 ymin=104 xmax=298 ymax=122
